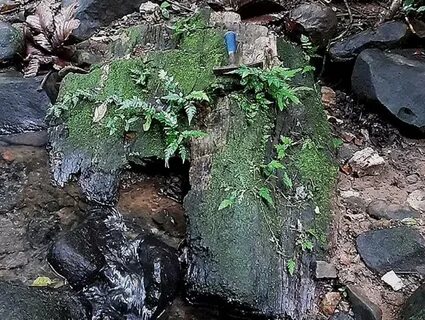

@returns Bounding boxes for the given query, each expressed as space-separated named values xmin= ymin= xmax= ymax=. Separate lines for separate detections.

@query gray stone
xmin=356 ymin=227 xmax=425 ymax=275
xmin=347 ymin=285 xmax=382 ymax=320
xmin=0 ymin=73 xmax=50 ymax=135
xmin=315 ymin=261 xmax=338 ymax=279
xmin=400 ymin=283 xmax=425 ymax=320
xmin=367 ymin=200 xmax=421 ymax=220
xmin=0 ymin=281 xmax=88 ymax=319
xmin=352 ymin=49 xmax=425 ymax=130
xmin=330 ymin=21 xmax=410 ymax=62
xmin=289 ymin=3 xmax=337 ymax=48
xmin=63 ymin=0 xmax=148 ymax=40
xmin=0 ymin=21 xmax=23 ymax=62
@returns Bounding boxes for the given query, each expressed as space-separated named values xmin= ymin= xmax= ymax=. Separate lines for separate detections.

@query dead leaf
xmin=33 ymin=33 xmax=53 ymax=52
xmin=341 ymin=132 xmax=356 ymax=143
xmin=321 ymin=86 xmax=336 ymax=109
xmin=35 ymin=0 xmax=55 ymax=34
xmin=52 ymin=2 xmax=80 ymax=48
xmin=340 ymin=163 xmax=353 ymax=175
xmin=93 ymin=102 xmax=108 ymax=123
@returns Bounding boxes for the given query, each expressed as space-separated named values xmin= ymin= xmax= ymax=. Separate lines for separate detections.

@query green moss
xmin=188 ymin=100 xmax=279 ymax=296
xmin=277 ymin=38 xmax=338 ymax=246
xmin=57 ymin=17 xmax=225 ymax=173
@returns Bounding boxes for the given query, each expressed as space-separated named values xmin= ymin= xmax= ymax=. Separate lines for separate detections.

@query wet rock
xmin=400 ymin=283 xmax=425 ymax=320
xmin=348 ymin=147 xmax=385 ymax=177
xmin=50 ymin=207 xmax=181 ymax=319
xmin=329 ymin=21 xmax=409 ymax=62
xmin=0 ymin=281 xmax=88 ymax=319
xmin=0 ymin=21 xmax=23 ymax=62
xmin=315 ymin=261 xmax=338 ymax=279
xmin=356 ymin=227 xmax=425 ymax=275
xmin=0 ymin=72 xmax=50 ymax=135
xmin=48 ymin=221 xmax=105 ymax=289
xmin=63 ymin=0 xmax=148 ymax=40
xmin=0 ymin=146 xmax=82 ymax=283
xmin=0 ymin=131 xmax=48 ymax=147
xmin=288 ymin=3 xmax=337 ymax=47
xmin=367 ymin=200 xmax=421 ymax=220
xmin=347 ymin=285 xmax=382 ymax=320
xmin=352 ymin=49 xmax=425 ymax=130
xmin=381 ymin=271 xmax=404 ymax=291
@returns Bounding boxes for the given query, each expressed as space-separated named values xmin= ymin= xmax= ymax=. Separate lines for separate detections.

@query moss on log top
xmin=49 ymin=15 xmax=225 ymax=204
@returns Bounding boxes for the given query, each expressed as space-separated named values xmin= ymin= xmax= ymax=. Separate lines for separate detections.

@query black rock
xmin=49 ymin=207 xmax=181 ymax=320
xmin=352 ymin=49 xmax=425 ymax=130
xmin=48 ymin=221 xmax=105 ymax=289
xmin=0 ymin=21 xmax=23 ymax=62
xmin=356 ymin=227 xmax=425 ymax=275
xmin=367 ymin=200 xmax=421 ymax=221
xmin=0 ymin=72 xmax=50 ymax=135
xmin=331 ymin=312 xmax=355 ymax=320
xmin=289 ymin=3 xmax=337 ymax=48
xmin=330 ymin=21 xmax=410 ymax=62
xmin=400 ymin=283 xmax=425 ymax=320
xmin=62 ymin=0 xmax=148 ymax=40
xmin=0 ymin=131 xmax=48 ymax=147
xmin=347 ymin=285 xmax=382 ymax=320
xmin=0 ymin=281 xmax=89 ymax=320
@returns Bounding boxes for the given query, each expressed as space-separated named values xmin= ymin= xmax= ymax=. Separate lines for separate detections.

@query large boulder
xmin=330 ymin=21 xmax=410 ymax=62
xmin=184 ymin=37 xmax=337 ymax=318
xmin=0 ymin=281 xmax=88 ymax=320
xmin=288 ymin=3 xmax=337 ymax=48
xmin=0 ymin=21 xmax=23 ymax=62
xmin=62 ymin=0 xmax=148 ymax=40
xmin=48 ymin=207 xmax=181 ymax=320
xmin=352 ymin=49 xmax=425 ymax=130
xmin=0 ymin=72 xmax=50 ymax=135
xmin=400 ymin=283 xmax=425 ymax=320
xmin=356 ymin=227 xmax=425 ymax=275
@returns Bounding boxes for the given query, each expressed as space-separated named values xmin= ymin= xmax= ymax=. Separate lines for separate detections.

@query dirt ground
xmin=322 ymin=89 xmax=425 ymax=320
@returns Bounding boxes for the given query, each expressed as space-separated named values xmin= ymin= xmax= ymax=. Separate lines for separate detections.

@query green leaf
xmin=184 ymin=103 xmax=197 ymax=124
xmin=143 ymin=115 xmax=152 ymax=131
xmin=179 ymin=144 xmax=188 ymax=163
xmin=301 ymin=239 xmax=314 ymax=252
xmin=258 ymin=187 xmax=274 ymax=207
xmin=164 ymin=140 xmax=179 ymax=167
xmin=31 ymin=276 xmax=54 ymax=287
xmin=218 ymin=198 xmax=235 ymax=210
xmin=161 ymin=1 xmax=171 ymax=8
xmin=287 ymin=258 xmax=296 ymax=276
xmin=186 ymin=90 xmax=210 ymax=102
xmin=283 ymin=172 xmax=293 ymax=189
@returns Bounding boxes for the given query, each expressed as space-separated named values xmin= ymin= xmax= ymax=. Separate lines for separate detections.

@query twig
xmin=58 ymin=65 xmax=89 ymax=79
xmin=332 ymin=0 xmax=354 ymax=42
xmin=168 ymin=0 xmax=194 ymax=12
xmin=380 ymin=0 xmax=402 ymax=22
xmin=37 ymin=70 xmax=53 ymax=92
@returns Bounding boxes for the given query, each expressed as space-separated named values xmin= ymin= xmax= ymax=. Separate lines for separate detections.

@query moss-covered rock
xmin=184 ymin=40 xmax=337 ymax=319
xmin=49 ymin=15 xmax=225 ymax=204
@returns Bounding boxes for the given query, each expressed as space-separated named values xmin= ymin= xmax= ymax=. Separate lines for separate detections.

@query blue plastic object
xmin=224 ymin=31 xmax=237 ymax=55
